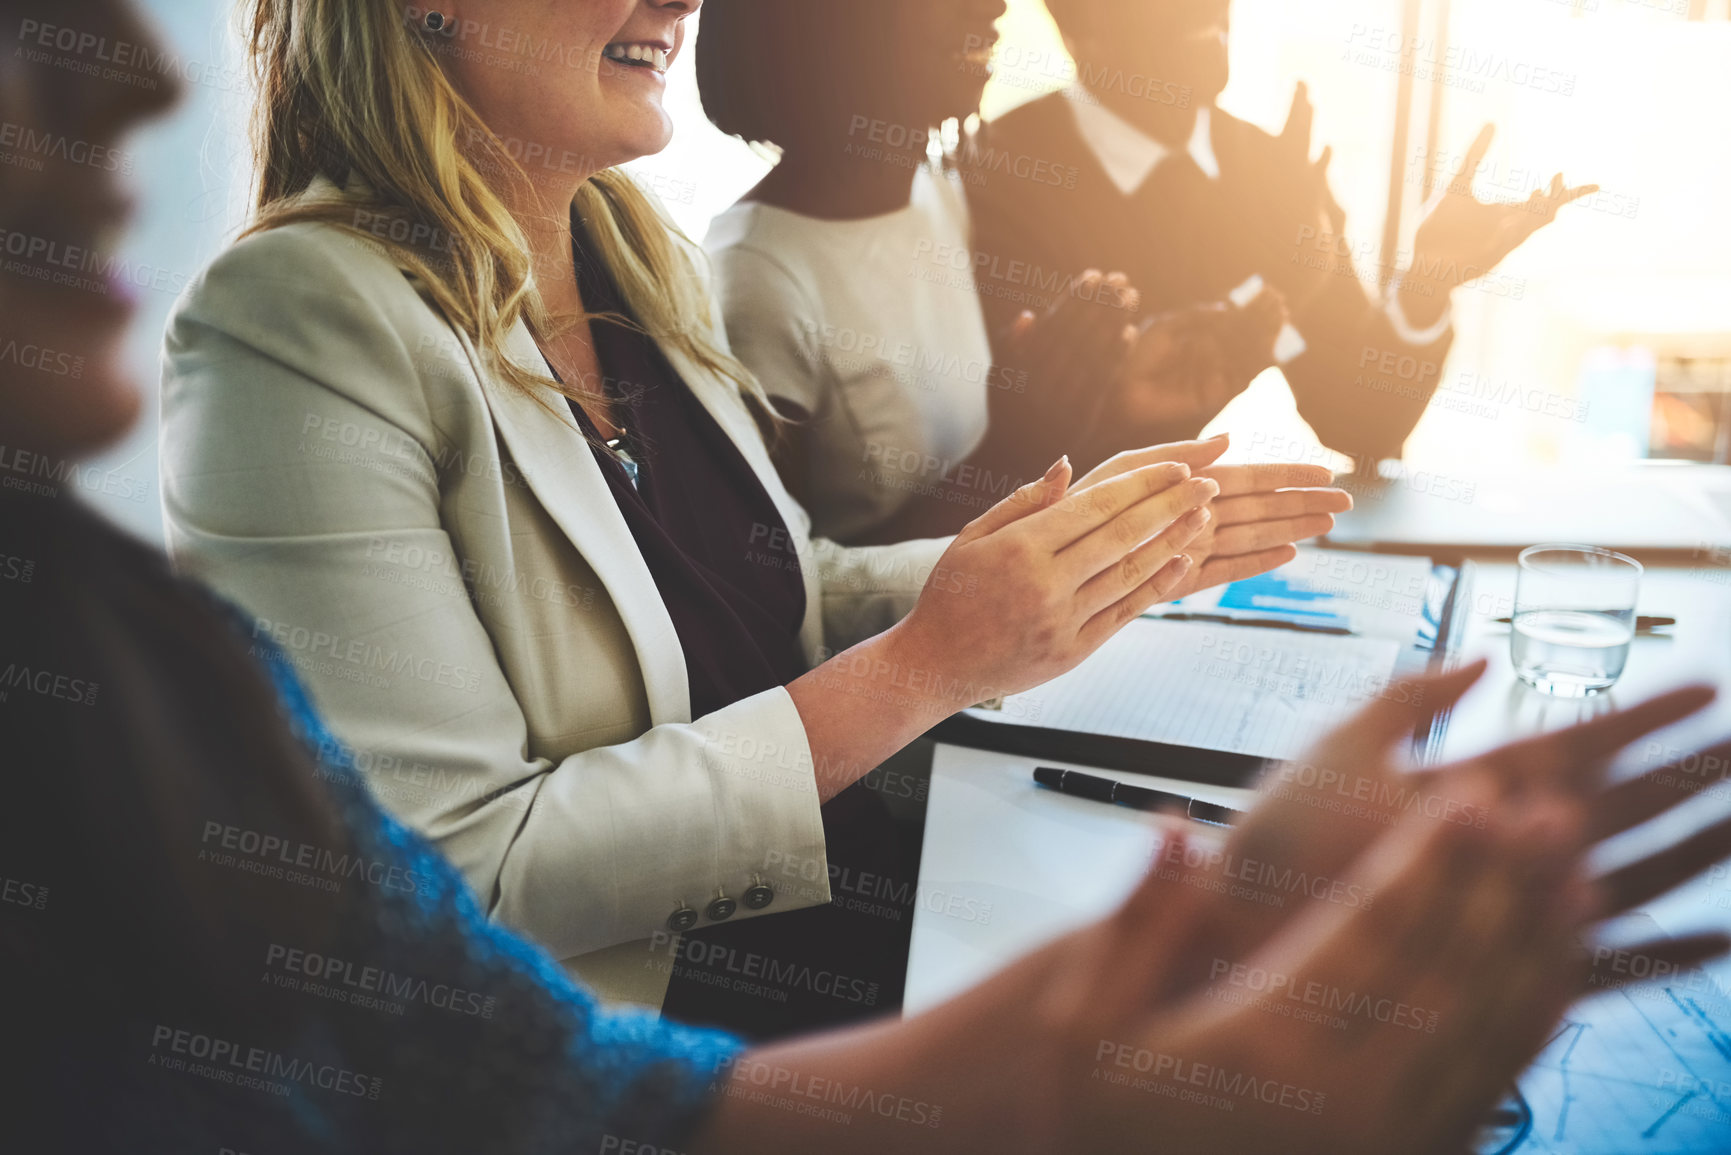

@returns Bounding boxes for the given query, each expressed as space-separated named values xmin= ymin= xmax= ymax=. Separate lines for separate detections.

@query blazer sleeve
xmin=160 ymin=226 xmax=831 ymax=963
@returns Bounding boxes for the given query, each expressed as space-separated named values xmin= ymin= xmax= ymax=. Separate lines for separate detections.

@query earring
xmin=423 ymin=11 xmax=448 ymax=34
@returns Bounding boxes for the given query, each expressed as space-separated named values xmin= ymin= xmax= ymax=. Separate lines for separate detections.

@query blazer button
xmin=667 ymin=903 xmax=698 ymax=933
xmin=706 ymin=889 xmax=737 ymax=922
xmin=743 ymin=874 xmax=775 ymax=910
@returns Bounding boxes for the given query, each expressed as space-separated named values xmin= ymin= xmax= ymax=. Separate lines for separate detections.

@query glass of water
xmin=1511 ymin=545 xmax=1642 ymax=697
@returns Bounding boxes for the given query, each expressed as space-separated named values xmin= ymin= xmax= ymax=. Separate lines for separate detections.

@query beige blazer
xmin=160 ymin=192 xmax=948 ymax=1006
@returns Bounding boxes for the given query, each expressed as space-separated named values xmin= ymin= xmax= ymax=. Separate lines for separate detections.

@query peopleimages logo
xmin=1270 ymin=763 xmax=1489 ymax=830
xmin=1 ymin=875 xmax=49 ymax=911
xmin=713 ymin=1056 xmax=943 ymax=1128
xmin=647 ymin=932 xmax=881 ymax=1007
xmin=0 ymin=661 xmax=100 ymax=706
xmin=264 ymin=943 xmax=497 ymax=1019
xmin=199 ymin=820 xmax=434 ymax=898
xmin=13 ymin=18 xmax=249 ymax=93
xmin=0 ymin=120 xmax=134 ymax=174
xmin=149 ymin=1025 xmax=383 ymax=1100
xmin=250 ymin=616 xmax=484 ymax=694
xmin=0 ymin=225 xmax=192 ymax=296
xmin=0 ymin=442 xmax=147 ymax=502
xmin=1156 ymin=838 xmax=1376 ymax=910
xmin=0 ymin=337 xmax=85 ymax=379
xmin=1094 ymin=1040 xmax=1327 ymax=1115
xmin=1207 ymin=959 xmax=1441 ymax=1033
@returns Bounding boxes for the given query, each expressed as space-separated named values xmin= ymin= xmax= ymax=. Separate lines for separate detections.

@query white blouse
xmin=707 ymin=166 xmax=995 ymax=542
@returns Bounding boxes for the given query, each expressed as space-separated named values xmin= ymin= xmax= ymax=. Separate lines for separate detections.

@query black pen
xmin=1494 ymin=615 xmax=1674 ymax=634
xmin=1148 ymin=611 xmax=1354 ymax=636
xmin=1033 ymin=767 xmax=1242 ymax=827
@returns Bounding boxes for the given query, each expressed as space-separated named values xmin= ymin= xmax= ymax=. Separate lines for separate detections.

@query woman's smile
xmin=602 ymin=39 xmax=673 ymax=77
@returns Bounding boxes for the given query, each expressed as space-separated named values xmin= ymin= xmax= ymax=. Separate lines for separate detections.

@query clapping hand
xmin=1157 ymin=662 xmax=1731 ymax=1005
xmin=896 ymin=436 xmax=1349 ymax=699
xmin=1110 ymin=289 xmax=1288 ymax=442
xmin=1276 ymin=81 xmax=1345 ymax=235
xmin=1035 ymin=664 xmax=1731 ymax=1154
xmin=1063 ymin=436 xmax=1350 ymax=601
xmin=1259 ymin=82 xmax=1347 ymax=307
xmin=705 ymin=668 xmax=1731 ymax=1155
xmin=994 ymin=269 xmax=1141 ymax=449
xmin=1045 ymin=775 xmax=1593 ymax=1155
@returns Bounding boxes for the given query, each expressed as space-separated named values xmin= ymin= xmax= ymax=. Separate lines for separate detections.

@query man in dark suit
xmin=966 ymin=0 xmax=1595 ymax=465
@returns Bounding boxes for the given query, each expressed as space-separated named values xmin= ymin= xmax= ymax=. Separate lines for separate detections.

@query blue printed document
xmin=1147 ymin=548 xmax=1443 ymax=648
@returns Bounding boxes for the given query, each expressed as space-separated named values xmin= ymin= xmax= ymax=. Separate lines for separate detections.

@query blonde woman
xmin=161 ymin=0 xmax=1341 ymax=1025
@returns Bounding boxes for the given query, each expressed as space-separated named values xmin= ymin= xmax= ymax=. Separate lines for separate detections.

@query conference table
xmin=904 ymin=550 xmax=1731 ymax=1153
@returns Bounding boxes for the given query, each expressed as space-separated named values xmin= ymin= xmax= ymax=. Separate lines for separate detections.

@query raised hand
xmin=1402 ymin=123 xmax=1598 ymax=326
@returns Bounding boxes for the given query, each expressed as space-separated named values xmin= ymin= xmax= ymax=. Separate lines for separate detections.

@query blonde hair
xmin=241 ymin=0 xmax=759 ymax=409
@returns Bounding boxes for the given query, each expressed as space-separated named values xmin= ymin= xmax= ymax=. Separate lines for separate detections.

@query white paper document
xmin=968 ymin=617 xmax=1403 ymax=761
